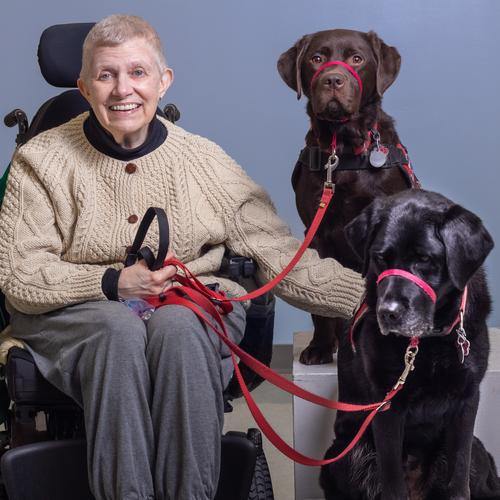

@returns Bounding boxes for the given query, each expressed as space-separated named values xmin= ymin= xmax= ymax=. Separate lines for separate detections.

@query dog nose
xmin=379 ymin=301 xmax=404 ymax=325
xmin=320 ymin=72 xmax=346 ymax=90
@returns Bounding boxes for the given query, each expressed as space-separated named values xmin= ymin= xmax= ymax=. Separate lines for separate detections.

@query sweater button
xmin=128 ymin=214 xmax=138 ymax=224
xmin=125 ymin=163 xmax=137 ymax=174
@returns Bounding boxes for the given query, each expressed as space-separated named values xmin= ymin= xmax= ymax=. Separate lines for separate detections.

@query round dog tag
xmin=369 ymin=148 xmax=387 ymax=168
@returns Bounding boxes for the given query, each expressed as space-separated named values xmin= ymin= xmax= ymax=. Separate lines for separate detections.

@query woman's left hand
xmin=118 ymin=251 xmax=177 ymax=299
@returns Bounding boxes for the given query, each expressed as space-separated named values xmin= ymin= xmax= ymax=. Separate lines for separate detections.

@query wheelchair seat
xmin=0 ymin=22 xmax=275 ymax=500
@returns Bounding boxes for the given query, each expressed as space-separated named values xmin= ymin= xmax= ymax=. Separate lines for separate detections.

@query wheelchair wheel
xmin=247 ymin=429 xmax=274 ymax=500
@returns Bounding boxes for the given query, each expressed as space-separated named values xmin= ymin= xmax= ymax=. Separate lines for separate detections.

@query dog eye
xmin=311 ymin=54 xmax=324 ymax=64
xmin=351 ymin=55 xmax=363 ymax=65
xmin=417 ymin=255 xmax=431 ymax=263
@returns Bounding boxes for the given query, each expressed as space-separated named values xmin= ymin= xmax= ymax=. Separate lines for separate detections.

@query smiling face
xmin=77 ymin=37 xmax=173 ymax=148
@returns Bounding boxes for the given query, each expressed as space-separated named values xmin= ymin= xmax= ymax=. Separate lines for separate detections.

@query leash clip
xmin=393 ymin=342 xmax=419 ymax=389
xmin=324 ymin=152 xmax=339 ymax=187
xmin=456 ymin=311 xmax=470 ymax=363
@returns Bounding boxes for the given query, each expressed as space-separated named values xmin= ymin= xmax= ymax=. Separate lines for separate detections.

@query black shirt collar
xmin=83 ymin=109 xmax=168 ymax=161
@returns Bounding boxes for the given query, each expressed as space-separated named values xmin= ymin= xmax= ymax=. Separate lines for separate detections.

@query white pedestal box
xmin=292 ymin=329 xmax=500 ymax=500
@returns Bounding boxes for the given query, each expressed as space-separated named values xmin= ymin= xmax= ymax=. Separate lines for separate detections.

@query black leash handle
xmin=124 ymin=207 xmax=170 ymax=271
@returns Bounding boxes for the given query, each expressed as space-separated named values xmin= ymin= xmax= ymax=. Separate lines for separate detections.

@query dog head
xmin=277 ymin=29 xmax=400 ymax=121
xmin=345 ymin=190 xmax=494 ymax=338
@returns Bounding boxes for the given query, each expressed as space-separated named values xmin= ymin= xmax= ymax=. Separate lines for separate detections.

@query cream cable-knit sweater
xmin=0 ymin=113 xmax=364 ymax=316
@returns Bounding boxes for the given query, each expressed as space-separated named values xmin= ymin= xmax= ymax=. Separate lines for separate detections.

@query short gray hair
xmin=80 ymin=14 xmax=167 ymax=79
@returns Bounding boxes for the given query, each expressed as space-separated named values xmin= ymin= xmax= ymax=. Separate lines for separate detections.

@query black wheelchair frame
xmin=0 ymin=22 xmax=276 ymax=500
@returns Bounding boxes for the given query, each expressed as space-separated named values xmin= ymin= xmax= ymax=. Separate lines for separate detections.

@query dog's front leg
xmin=299 ymin=315 xmax=340 ymax=364
xmin=445 ymin=392 xmax=479 ymax=500
xmin=372 ymin=409 xmax=408 ymax=500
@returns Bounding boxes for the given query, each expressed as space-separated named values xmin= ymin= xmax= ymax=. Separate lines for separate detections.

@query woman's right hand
xmin=117 ymin=252 xmax=177 ymax=299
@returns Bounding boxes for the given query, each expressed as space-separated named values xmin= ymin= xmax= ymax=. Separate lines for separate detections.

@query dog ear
xmin=366 ymin=31 xmax=401 ymax=97
xmin=344 ymin=198 xmax=384 ymax=276
xmin=277 ymin=35 xmax=312 ymax=100
xmin=439 ymin=205 xmax=494 ymax=290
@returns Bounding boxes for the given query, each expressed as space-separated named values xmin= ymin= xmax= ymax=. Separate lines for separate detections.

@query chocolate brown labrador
xmin=278 ymin=29 xmax=418 ymax=364
xmin=320 ymin=190 xmax=500 ymax=499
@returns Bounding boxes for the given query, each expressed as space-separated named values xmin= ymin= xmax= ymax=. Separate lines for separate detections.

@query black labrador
xmin=278 ymin=29 xmax=417 ymax=365
xmin=320 ymin=190 xmax=500 ymax=499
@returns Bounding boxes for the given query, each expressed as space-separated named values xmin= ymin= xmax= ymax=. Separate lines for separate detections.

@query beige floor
xmin=223 ymin=376 xmax=295 ymax=500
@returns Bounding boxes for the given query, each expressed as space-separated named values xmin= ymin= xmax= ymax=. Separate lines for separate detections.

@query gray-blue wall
xmin=2 ymin=0 xmax=500 ymax=343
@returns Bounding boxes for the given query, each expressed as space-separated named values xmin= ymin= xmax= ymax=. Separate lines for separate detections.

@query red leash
xmin=141 ymin=176 xmax=421 ymax=465
xmin=146 ymin=238 xmax=421 ymax=466
xmin=154 ymin=281 xmax=417 ymax=466
xmin=151 ymin=184 xmax=335 ymax=308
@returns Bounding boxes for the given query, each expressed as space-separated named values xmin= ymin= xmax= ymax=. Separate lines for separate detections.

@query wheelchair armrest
xmin=6 ymin=346 xmax=72 ymax=406
xmin=0 ymin=327 xmax=26 ymax=366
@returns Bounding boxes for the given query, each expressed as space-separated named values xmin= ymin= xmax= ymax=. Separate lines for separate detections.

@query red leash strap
xmin=232 ymin=185 xmax=334 ymax=302
xmin=150 ymin=185 xmax=334 ymax=307
xmin=348 ymin=300 xmax=369 ymax=352
xmin=161 ymin=285 xmax=408 ymax=466
xmin=141 ymin=188 xmax=424 ymax=465
xmin=444 ymin=286 xmax=468 ymax=334
xmin=161 ymin=285 xmax=390 ymax=412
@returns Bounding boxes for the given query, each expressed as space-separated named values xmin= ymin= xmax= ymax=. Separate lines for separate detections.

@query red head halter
xmin=310 ymin=61 xmax=363 ymax=94
xmin=377 ymin=269 xmax=437 ymax=304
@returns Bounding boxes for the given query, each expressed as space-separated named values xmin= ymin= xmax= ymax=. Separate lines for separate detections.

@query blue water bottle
xmin=122 ymin=298 xmax=155 ymax=322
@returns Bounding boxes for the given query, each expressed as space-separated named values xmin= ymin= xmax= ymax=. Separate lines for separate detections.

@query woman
xmin=0 ymin=15 xmax=364 ymax=500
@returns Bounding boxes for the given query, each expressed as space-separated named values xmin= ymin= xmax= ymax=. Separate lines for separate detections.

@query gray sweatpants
xmin=10 ymin=299 xmax=246 ymax=500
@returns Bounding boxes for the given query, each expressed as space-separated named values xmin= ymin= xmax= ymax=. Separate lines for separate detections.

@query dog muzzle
xmin=310 ymin=61 xmax=363 ymax=95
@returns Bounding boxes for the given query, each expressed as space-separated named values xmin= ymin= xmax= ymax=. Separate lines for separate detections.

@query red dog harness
xmin=299 ymin=60 xmax=421 ymax=189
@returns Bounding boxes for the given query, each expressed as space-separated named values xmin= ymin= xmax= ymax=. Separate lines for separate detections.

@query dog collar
xmin=310 ymin=61 xmax=363 ymax=94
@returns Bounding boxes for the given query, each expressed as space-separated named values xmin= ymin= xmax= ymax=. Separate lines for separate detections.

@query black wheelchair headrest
xmin=38 ymin=23 xmax=94 ymax=88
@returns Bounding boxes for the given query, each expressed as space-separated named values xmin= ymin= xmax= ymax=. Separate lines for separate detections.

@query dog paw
xmin=299 ymin=345 xmax=334 ymax=365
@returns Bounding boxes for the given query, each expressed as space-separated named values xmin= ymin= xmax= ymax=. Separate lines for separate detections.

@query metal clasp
xmin=456 ymin=311 xmax=470 ymax=363
xmin=371 ymin=129 xmax=381 ymax=147
xmin=324 ymin=152 xmax=339 ymax=187
xmin=393 ymin=343 xmax=419 ymax=389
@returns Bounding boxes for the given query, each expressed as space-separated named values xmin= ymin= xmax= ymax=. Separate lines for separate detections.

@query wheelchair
xmin=0 ymin=23 xmax=276 ymax=500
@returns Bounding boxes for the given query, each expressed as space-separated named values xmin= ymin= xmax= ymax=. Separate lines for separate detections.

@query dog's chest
xmin=364 ymin=334 xmax=474 ymax=420
xmin=292 ymin=156 xmax=408 ymax=265
xmin=402 ymin=349 xmax=474 ymax=428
